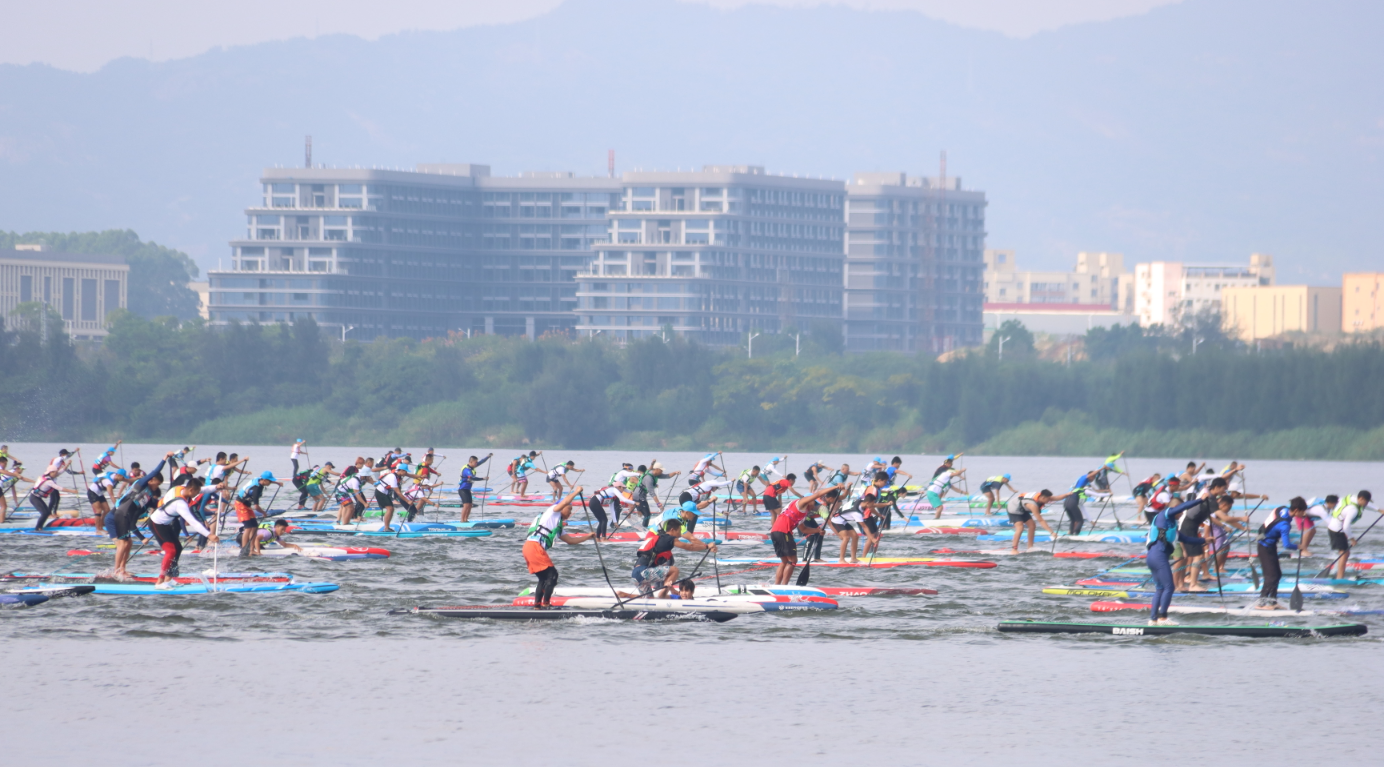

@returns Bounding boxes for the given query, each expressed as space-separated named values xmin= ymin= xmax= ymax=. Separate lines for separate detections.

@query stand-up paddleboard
xmin=291 ymin=519 xmax=513 ymax=531
xmin=717 ymin=557 xmax=996 ymax=569
xmin=997 ymin=620 xmax=1367 ymax=638
xmin=1042 ymin=586 xmax=1348 ymax=600
xmin=1079 ymin=576 xmax=1383 ymax=588
xmin=975 ymin=531 xmax=1147 ymax=543
xmin=0 ymin=585 xmax=94 ymax=607
xmin=11 ymin=581 xmax=338 ymax=595
xmin=396 ymin=605 xmax=738 ymax=622
xmin=1087 ymin=601 xmax=1384 ymax=617
xmin=187 ymin=545 xmax=390 ymax=561
xmin=511 ymin=595 xmax=835 ymax=612
xmin=818 ymin=587 xmax=938 ymax=596
xmin=4 ymin=571 xmax=292 ymax=584
xmin=881 ymin=527 xmax=986 ymax=536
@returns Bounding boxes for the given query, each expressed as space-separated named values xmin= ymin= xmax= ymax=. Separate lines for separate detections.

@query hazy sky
xmin=2 ymin=0 xmax=1182 ymax=72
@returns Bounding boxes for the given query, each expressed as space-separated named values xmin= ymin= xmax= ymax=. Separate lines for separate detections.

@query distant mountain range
xmin=1 ymin=0 xmax=1378 ymax=283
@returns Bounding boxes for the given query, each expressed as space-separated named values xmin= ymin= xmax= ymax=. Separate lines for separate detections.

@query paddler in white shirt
xmin=522 ymin=488 xmax=593 ymax=609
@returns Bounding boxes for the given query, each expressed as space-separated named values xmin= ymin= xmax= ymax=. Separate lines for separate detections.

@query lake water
xmin=3 ymin=443 xmax=1381 ymax=766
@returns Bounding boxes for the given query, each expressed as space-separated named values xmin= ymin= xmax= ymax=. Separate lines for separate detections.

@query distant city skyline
xmin=2 ymin=0 xmax=1182 ymax=72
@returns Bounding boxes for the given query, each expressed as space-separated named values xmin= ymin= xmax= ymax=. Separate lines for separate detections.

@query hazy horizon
xmin=1 ymin=0 xmax=1378 ymax=284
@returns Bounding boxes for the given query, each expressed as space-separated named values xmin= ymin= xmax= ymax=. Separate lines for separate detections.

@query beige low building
xmin=1343 ymin=273 xmax=1383 ymax=333
xmin=1221 ymin=285 xmax=1341 ymax=342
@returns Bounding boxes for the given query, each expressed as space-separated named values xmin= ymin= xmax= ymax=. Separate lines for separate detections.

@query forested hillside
xmin=3 ymin=311 xmax=1382 ymax=459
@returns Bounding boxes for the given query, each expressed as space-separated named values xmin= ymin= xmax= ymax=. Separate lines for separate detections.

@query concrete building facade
xmin=0 ymin=246 xmax=128 ymax=341
xmin=1343 ymin=273 xmax=1384 ymax=333
xmin=574 ymin=166 xmax=844 ymax=345
xmin=844 ymin=173 xmax=986 ymax=353
xmin=211 ymin=165 xmax=619 ymax=340
xmin=983 ymin=249 xmax=1125 ymax=307
xmin=1221 ymin=285 xmax=1342 ymax=341
xmin=1134 ymin=254 xmax=1274 ymax=327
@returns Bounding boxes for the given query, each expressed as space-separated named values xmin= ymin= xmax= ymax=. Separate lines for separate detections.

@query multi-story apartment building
xmin=1134 ymin=254 xmax=1274 ymax=327
xmin=0 ymin=245 xmax=128 ymax=341
xmin=210 ymin=164 xmax=618 ymax=340
xmin=574 ymin=166 xmax=845 ymax=345
xmin=843 ymin=173 xmax=986 ymax=353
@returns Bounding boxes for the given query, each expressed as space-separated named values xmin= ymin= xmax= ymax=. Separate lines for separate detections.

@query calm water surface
xmin=3 ymin=443 xmax=1381 ymax=766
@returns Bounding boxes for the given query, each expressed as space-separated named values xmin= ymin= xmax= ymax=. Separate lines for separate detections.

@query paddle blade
xmin=796 ymin=562 xmax=812 ymax=586
xmin=1250 ymin=564 xmax=1260 ymax=590
xmin=1289 ymin=586 xmax=1304 ymax=612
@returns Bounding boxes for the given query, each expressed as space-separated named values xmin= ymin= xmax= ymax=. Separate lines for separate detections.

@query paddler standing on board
xmin=1255 ymin=498 xmax=1305 ymax=609
xmin=1006 ymin=489 xmax=1066 ymax=552
xmin=769 ymin=484 xmax=844 ymax=585
xmin=1325 ymin=491 xmax=1374 ymax=580
xmin=979 ymin=474 xmax=1015 ymax=516
xmin=522 ymin=487 xmax=593 ymax=609
xmin=457 ymin=453 xmax=492 ymax=523
xmin=927 ymin=466 xmax=966 ymax=519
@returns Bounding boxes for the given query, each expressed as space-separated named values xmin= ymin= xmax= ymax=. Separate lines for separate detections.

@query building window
xmin=62 ymin=277 xmax=75 ymax=320
xmin=81 ymin=278 xmax=97 ymax=321
xmin=104 ymin=280 xmax=121 ymax=318
xmin=20 ymin=275 xmax=31 ymax=303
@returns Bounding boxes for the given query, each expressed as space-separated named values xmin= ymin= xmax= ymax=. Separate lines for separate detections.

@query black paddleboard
xmin=997 ymin=620 xmax=1366 ymax=638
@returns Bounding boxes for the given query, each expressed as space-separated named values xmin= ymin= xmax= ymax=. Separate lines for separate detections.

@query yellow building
xmin=1343 ymin=273 xmax=1383 ymax=333
xmin=1221 ymin=285 xmax=1341 ymax=342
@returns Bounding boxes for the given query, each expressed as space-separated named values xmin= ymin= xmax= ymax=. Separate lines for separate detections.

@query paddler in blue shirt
xmin=1146 ymin=496 xmax=1209 ymax=625
xmin=458 ymin=453 xmax=492 ymax=523
xmin=1255 ymin=498 xmax=1306 ymax=610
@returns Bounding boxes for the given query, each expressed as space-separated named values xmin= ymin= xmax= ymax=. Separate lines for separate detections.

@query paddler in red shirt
xmin=769 ymin=483 xmax=846 ymax=585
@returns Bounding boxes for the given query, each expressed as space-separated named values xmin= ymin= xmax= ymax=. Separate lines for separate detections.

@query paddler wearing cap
xmin=1143 ymin=475 xmax=1182 ymax=524
xmin=932 ymin=453 xmax=962 ymax=479
xmin=235 ymin=470 xmax=283 ymax=557
xmin=150 ymin=478 xmax=218 ymax=589
xmin=979 ymin=473 xmax=1015 ymax=516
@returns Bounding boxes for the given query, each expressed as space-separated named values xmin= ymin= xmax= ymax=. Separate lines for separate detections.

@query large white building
xmin=1134 ymin=254 xmax=1274 ymax=327
xmin=0 ymin=245 xmax=128 ymax=341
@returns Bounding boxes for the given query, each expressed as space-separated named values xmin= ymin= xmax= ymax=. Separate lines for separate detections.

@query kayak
xmin=11 ymin=581 xmax=339 ymax=595
xmin=1042 ymin=586 xmax=1347 ymax=600
xmin=1088 ymin=601 xmax=1384 ymax=617
xmin=511 ymin=595 xmax=836 ymax=612
xmin=397 ymin=606 xmax=738 ymax=622
xmin=717 ymin=557 xmax=996 ymax=569
xmin=997 ymin=620 xmax=1367 ymax=638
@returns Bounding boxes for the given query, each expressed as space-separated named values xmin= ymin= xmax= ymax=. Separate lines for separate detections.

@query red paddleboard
xmin=47 ymin=518 xmax=97 ymax=527
xmin=1090 ymin=601 xmax=1151 ymax=612
xmin=818 ymin=587 xmax=938 ymax=596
